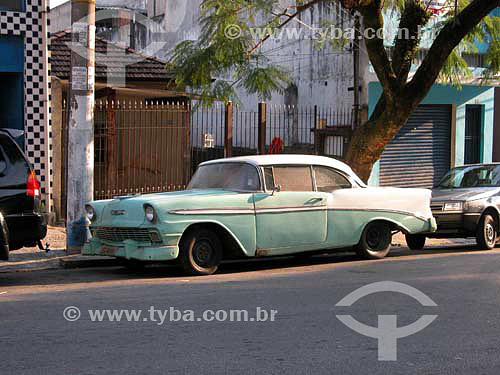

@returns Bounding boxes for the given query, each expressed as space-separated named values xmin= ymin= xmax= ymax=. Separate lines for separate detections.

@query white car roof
xmin=200 ymin=154 xmax=366 ymax=186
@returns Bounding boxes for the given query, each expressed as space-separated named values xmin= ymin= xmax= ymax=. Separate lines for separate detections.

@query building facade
xmin=367 ymin=8 xmax=500 ymax=187
xmin=50 ymin=0 xmax=364 ymax=115
xmin=0 ymin=0 xmax=52 ymax=213
xmin=147 ymin=0 xmax=365 ymax=112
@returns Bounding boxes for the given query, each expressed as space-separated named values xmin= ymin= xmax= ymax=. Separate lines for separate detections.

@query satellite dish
xmin=165 ymin=0 xmax=188 ymax=33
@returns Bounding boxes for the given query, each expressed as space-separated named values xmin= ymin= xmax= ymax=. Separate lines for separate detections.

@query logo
xmin=66 ymin=9 xmax=169 ymax=88
xmin=224 ymin=24 xmax=243 ymax=40
xmin=335 ymin=281 xmax=437 ymax=361
xmin=111 ymin=210 xmax=127 ymax=216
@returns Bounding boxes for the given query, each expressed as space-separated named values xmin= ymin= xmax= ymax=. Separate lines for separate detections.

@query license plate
xmin=101 ymin=245 xmax=119 ymax=256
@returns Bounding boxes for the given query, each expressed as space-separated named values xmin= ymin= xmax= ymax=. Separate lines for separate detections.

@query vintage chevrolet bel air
xmin=83 ymin=155 xmax=436 ymax=275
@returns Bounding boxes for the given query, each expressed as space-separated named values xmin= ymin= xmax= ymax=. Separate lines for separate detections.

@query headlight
xmin=144 ymin=204 xmax=156 ymax=222
xmin=85 ymin=204 xmax=96 ymax=221
xmin=443 ymin=202 xmax=463 ymax=211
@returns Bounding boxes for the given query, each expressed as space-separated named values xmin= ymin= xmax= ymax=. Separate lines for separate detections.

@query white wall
xmin=153 ymin=0 xmax=357 ymax=112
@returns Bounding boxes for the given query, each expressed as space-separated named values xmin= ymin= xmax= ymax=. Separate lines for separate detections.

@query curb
xmin=0 ymin=257 xmax=64 ymax=273
xmin=0 ymin=254 xmax=122 ymax=273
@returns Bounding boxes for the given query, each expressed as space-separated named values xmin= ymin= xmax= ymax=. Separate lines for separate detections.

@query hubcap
xmin=367 ymin=227 xmax=382 ymax=249
xmin=485 ymin=223 xmax=495 ymax=243
xmin=193 ymin=239 xmax=214 ymax=267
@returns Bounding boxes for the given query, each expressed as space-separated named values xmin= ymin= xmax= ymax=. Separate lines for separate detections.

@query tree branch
xmin=249 ymin=0 xmax=323 ymax=54
xmin=391 ymin=0 xmax=431 ymax=85
xmin=404 ymin=0 xmax=499 ymax=103
xmin=358 ymin=0 xmax=400 ymax=101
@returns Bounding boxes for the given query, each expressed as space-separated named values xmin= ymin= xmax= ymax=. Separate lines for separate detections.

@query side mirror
xmin=271 ymin=184 xmax=282 ymax=195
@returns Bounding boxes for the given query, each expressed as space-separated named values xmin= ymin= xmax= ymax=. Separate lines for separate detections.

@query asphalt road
xmin=1 ymin=244 xmax=500 ymax=375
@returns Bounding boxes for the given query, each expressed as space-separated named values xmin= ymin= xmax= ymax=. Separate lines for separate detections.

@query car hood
xmin=431 ymin=187 xmax=500 ymax=202
xmin=116 ymin=189 xmax=242 ymax=203
xmin=90 ymin=190 xmax=249 ymax=225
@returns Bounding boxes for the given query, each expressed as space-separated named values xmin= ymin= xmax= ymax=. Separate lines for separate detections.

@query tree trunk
xmin=345 ymin=98 xmax=417 ymax=182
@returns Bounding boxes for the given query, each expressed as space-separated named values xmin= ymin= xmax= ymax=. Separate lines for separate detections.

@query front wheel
xmin=356 ymin=222 xmax=392 ymax=260
xmin=179 ymin=229 xmax=222 ymax=276
xmin=405 ymin=234 xmax=426 ymax=250
xmin=476 ymin=214 xmax=497 ymax=250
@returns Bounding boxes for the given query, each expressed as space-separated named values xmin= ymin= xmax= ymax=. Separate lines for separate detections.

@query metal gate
xmin=62 ymin=100 xmax=190 ymax=203
xmin=380 ymin=105 xmax=452 ymax=188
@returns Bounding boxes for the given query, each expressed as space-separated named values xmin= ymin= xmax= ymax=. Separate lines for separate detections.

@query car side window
xmin=263 ymin=167 xmax=274 ymax=190
xmin=0 ymin=134 xmax=30 ymax=187
xmin=314 ymin=166 xmax=352 ymax=192
xmin=273 ymin=166 xmax=314 ymax=192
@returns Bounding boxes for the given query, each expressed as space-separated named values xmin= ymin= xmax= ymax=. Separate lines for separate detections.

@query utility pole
xmin=353 ymin=15 xmax=361 ymax=129
xmin=66 ymin=0 xmax=96 ymax=253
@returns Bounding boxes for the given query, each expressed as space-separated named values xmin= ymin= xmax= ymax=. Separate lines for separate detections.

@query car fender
xmin=362 ymin=216 xmax=412 ymax=238
xmin=180 ymin=219 xmax=254 ymax=257
xmin=479 ymin=205 xmax=500 ymax=229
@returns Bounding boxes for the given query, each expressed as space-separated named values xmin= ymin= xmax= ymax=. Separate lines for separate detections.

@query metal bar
xmin=224 ymin=101 xmax=233 ymax=157
xmin=258 ymin=102 xmax=266 ymax=155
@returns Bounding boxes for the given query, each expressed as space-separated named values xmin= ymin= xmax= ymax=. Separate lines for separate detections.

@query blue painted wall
xmin=0 ymin=0 xmax=25 ymax=12
xmin=0 ymin=35 xmax=24 ymax=147
xmin=367 ymin=83 xmax=496 ymax=186
xmin=0 ymin=35 xmax=24 ymax=72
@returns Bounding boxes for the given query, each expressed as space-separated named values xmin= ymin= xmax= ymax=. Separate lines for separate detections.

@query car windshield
xmin=437 ymin=165 xmax=500 ymax=188
xmin=187 ymin=162 xmax=261 ymax=191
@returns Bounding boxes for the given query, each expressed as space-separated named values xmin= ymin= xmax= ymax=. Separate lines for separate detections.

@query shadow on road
xmin=0 ymin=242 xmax=492 ymax=289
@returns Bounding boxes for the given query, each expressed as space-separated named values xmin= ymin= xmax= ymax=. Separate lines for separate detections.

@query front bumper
xmin=83 ymin=238 xmax=179 ymax=261
xmin=428 ymin=216 xmax=438 ymax=232
xmin=424 ymin=212 xmax=481 ymax=237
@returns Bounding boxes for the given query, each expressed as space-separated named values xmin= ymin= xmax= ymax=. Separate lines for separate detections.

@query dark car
xmin=405 ymin=163 xmax=500 ymax=251
xmin=0 ymin=129 xmax=47 ymax=260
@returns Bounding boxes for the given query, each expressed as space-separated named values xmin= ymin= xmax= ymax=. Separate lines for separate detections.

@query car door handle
xmin=308 ymin=197 xmax=325 ymax=203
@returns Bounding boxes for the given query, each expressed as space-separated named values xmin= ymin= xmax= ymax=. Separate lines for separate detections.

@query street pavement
xmin=1 ymin=244 xmax=500 ymax=374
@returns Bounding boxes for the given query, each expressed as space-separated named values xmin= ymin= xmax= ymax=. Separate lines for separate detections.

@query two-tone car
xmin=83 ymin=155 xmax=436 ymax=275
xmin=406 ymin=163 xmax=500 ymax=250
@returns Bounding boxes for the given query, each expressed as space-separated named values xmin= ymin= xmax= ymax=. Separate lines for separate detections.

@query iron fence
xmin=61 ymin=100 xmax=353 ymax=216
xmin=63 ymin=100 xmax=190 ymax=203
xmin=190 ymin=102 xmax=353 ymax=161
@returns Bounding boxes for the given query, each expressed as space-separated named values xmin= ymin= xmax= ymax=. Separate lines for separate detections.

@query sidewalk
xmin=0 ymin=228 xmax=474 ymax=273
xmin=0 ymin=226 xmax=119 ymax=273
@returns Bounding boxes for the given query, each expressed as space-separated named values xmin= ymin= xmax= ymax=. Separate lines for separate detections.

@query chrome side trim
xmin=168 ymin=207 xmax=430 ymax=220
xmin=169 ymin=209 xmax=255 ymax=215
xmin=169 ymin=206 xmax=327 ymax=215
xmin=329 ymin=208 xmax=429 ymax=221
xmin=255 ymin=206 xmax=327 ymax=214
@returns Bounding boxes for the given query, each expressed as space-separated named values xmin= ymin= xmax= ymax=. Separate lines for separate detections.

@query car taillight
xmin=27 ymin=171 xmax=40 ymax=198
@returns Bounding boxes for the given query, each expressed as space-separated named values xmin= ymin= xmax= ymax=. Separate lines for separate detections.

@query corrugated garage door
xmin=380 ymin=104 xmax=452 ymax=188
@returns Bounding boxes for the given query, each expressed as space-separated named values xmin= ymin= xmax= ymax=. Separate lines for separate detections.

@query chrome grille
xmin=431 ymin=203 xmax=443 ymax=212
xmin=92 ymin=227 xmax=152 ymax=243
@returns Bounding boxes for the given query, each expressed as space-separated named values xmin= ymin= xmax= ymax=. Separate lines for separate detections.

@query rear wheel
xmin=356 ymin=222 xmax=392 ymax=260
xmin=476 ymin=214 xmax=497 ymax=250
xmin=405 ymin=234 xmax=426 ymax=250
xmin=179 ymin=229 xmax=222 ymax=276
